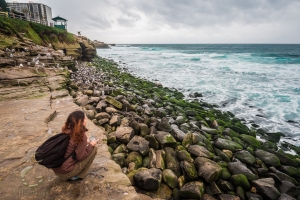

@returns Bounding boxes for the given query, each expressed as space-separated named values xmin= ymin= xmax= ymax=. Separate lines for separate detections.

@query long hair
xmin=62 ymin=110 xmax=86 ymax=144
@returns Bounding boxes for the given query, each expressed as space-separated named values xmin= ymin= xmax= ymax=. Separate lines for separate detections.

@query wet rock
xmin=282 ymin=166 xmax=300 ymax=178
xmin=219 ymin=180 xmax=235 ymax=192
xmin=239 ymin=134 xmax=260 ymax=148
xmin=234 ymin=150 xmax=256 ymax=165
xmin=157 ymin=117 xmax=172 ymax=132
xmin=185 ymin=110 xmax=197 ymax=116
xmin=228 ymin=162 xmax=259 ymax=181
xmin=154 ymin=131 xmax=177 ymax=147
xmin=115 ymin=126 xmax=134 ymax=143
xmin=254 ymin=149 xmax=281 ymax=168
xmin=277 ymin=194 xmax=296 ymax=200
xmin=201 ymin=125 xmax=219 ymax=135
xmin=215 ymin=148 xmax=231 ymax=162
xmin=269 ymin=167 xmax=298 ymax=185
xmin=105 ymin=96 xmax=122 ymax=109
xmin=215 ymin=138 xmax=243 ymax=152
xmin=221 ymin=168 xmax=232 ymax=180
xmin=245 ymin=192 xmax=263 ymax=200
xmin=231 ymin=174 xmax=251 ymax=191
xmin=236 ymin=186 xmax=246 ymax=200
xmin=188 ymin=145 xmax=214 ymax=158
xmin=277 ymin=180 xmax=300 ymax=197
xmin=252 ymin=178 xmax=281 ymax=200
xmin=206 ymin=182 xmax=222 ymax=195
xmin=127 ymin=135 xmax=150 ymax=156
xmin=134 ymin=168 xmax=162 ymax=191
xmin=162 ymin=169 xmax=178 ymax=189
xmin=266 ymin=149 xmax=298 ymax=167
xmin=195 ymin=157 xmax=222 ymax=183
xmin=170 ymin=124 xmax=185 ymax=142
xmin=180 ymin=161 xmax=198 ymax=181
xmin=164 ymin=147 xmax=181 ymax=177
xmin=176 ymin=116 xmax=186 ymax=125
xmin=179 ymin=181 xmax=204 ymax=199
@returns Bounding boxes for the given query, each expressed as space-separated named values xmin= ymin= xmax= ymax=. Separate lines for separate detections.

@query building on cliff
xmin=7 ymin=1 xmax=52 ymax=26
xmin=52 ymin=16 xmax=67 ymax=30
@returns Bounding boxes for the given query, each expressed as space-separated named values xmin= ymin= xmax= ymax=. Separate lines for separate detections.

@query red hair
xmin=62 ymin=110 xmax=86 ymax=144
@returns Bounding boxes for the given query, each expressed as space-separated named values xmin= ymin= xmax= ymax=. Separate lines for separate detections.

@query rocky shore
xmin=68 ymin=56 xmax=300 ymax=199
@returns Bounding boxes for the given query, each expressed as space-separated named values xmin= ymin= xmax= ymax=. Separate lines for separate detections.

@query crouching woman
xmin=52 ymin=110 xmax=98 ymax=181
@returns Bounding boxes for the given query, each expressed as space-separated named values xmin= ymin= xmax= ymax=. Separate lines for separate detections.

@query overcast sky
xmin=7 ymin=0 xmax=300 ymax=44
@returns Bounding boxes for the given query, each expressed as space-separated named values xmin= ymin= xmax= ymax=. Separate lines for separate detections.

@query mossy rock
xmin=126 ymin=168 xmax=147 ymax=185
xmin=254 ymin=149 xmax=281 ymax=168
xmin=239 ymin=134 xmax=260 ymax=148
xmin=177 ymin=150 xmax=194 ymax=162
xmin=231 ymin=174 xmax=251 ymax=191
xmin=234 ymin=150 xmax=256 ymax=165
xmin=220 ymin=168 xmax=231 ymax=180
xmin=125 ymin=151 xmax=143 ymax=169
xmin=230 ymin=126 xmax=249 ymax=135
xmin=162 ymin=169 xmax=178 ymax=189
xmin=214 ymin=138 xmax=243 ymax=152
xmin=113 ymin=144 xmax=127 ymax=154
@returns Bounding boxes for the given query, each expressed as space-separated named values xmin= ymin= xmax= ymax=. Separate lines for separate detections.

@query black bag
xmin=35 ymin=133 xmax=75 ymax=168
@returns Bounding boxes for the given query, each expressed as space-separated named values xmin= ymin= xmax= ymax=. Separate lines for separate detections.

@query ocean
xmin=97 ymin=44 xmax=300 ymax=146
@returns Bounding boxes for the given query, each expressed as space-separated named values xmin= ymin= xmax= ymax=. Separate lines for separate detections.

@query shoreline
xmin=69 ymin=56 xmax=300 ymax=199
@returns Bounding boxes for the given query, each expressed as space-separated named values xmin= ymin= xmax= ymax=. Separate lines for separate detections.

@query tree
xmin=0 ymin=0 xmax=8 ymax=12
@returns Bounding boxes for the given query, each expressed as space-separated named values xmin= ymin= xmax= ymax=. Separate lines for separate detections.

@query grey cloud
xmin=117 ymin=11 xmax=141 ymax=27
xmin=82 ymin=12 xmax=112 ymax=29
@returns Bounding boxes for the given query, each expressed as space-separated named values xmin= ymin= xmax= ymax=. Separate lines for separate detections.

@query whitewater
xmin=97 ymin=44 xmax=300 ymax=146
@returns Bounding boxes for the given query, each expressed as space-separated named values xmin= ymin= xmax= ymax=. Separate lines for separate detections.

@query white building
xmin=7 ymin=1 xmax=52 ymax=26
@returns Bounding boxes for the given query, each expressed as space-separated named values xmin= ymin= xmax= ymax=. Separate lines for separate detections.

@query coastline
xmin=69 ymin=56 xmax=300 ymax=199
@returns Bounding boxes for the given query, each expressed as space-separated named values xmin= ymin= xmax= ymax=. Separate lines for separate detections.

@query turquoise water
xmin=97 ymin=44 xmax=300 ymax=145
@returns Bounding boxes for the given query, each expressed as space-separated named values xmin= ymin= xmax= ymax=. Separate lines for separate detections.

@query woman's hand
xmin=90 ymin=139 xmax=99 ymax=147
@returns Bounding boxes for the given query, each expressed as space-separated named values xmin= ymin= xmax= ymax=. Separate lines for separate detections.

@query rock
xmin=109 ymin=115 xmax=121 ymax=127
xmin=195 ymin=157 xmax=222 ymax=183
xmin=179 ymin=181 xmax=204 ymax=199
xmin=98 ymin=118 xmax=109 ymax=125
xmin=201 ymin=125 xmax=219 ymax=135
xmin=176 ymin=116 xmax=186 ymax=125
xmin=149 ymin=126 xmax=157 ymax=135
xmin=252 ymin=178 xmax=281 ymax=200
xmin=214 ymin=138 xmax=243 ymax=152
xmin=265 ymin=149 xmax=298 ymax=167
xmin=170 ymin=124 xmax=185 ymax=142
xmin=215 ymin=148 xmax=231 ymax=162
xmin=95 ymin=112 xmax=110 ymax=120
xmin=206 ymin=182 xmax=222 ymax=195
xmin=113 ymin=144 xmax=127 ymax=154
xmin=83 ymin=89 xmax=93 ymax=96
xmin=236 ymin=186 xmax=246 ymax=200
xmin=155 ymin=150 xmax=165 ymax=170
xmin=221 ymin=168 xmax=232 ymax=180
xmin=282 ymin=166 xmax=300 ymax=178
xmin=112 ymin=153 xmax=126 ymax=167
xmin=96 ymin=100 xmax=107 ymax=111
xmin=139 ymin=123 xmax=149 ymax=136
xmin=239 ymin=134 xmax=260 ymax=148
xmin=127 ymin=135 xmax=150 ymax=156
xmin=145 ymin=134 xmax=159 ymax=149
xmin=202 ymin=194 xmax=218 ymax=200
xmin=157 ymin=117 xmax=172 ymax=132
xmin=180 ymin=123 xmax=190 ymax=133
xmin=149 ymin=148 xmax=157 ymax=168
xmin=228 ymin=162 xmax=259 ymax=181
xmin=223 ymin=149 xmax=233 ymax=159
xmin=134 ymin=168 xmax=162 ymax=191
xmin=155 ymin=108 xmax=167 ymax=118
xmin=231 ymin=174 xmax=251 ymax=191
xmin=162 ymin=169 xmax=178 ymax=189
xmin=105 ymin=96 xmax=122 ymax=109
xmin=125 ymin=152 xmax=143 ymax=169
xmin=219 ymin=180 xmax=235 ymax=192
xmin=180 ymin=161 xmax=198 ymax=181
xmin=115 ymin=126 xmax=135 ymax=143
xmin=254 ymin=149 xmax=281 ymax=168
xmin=177 ymin=150 xmax=194 ymax=162
xmin=269 ymin=167 xmax=298 ymax=185
xmin=277 ymin=194 xmax=296 ymax=200
xmin=154 ymin=131 xmax=177 ymax=147
xmin=234 ymin=150 xmax=256 ymax=165
xmin=217 ymin=194 xmax=240 ymax=200
xmin=105 ymin=107 xmax=118 ymax=114
xmin=84 ymin=109 xmax=95 ymax=119
xmin=75 ymin=94 xmax=89 ymax=106
xmin=185 ymin=110 xmax=197 ymax=116
xmin=164 ymin=147 xmax=181 ymax=177
xmin=188 ymin=145 xmax=214 ymax=158
xmin=245 ymin=192 xmax=263 ymax=200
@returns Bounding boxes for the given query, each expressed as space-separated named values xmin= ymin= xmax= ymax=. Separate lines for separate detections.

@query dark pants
xmin=55 ymin=147 xmax=97 ymax=180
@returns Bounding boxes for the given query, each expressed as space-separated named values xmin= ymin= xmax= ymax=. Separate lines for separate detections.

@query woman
xmin=52 ymin=110 xmax=98 ymax=181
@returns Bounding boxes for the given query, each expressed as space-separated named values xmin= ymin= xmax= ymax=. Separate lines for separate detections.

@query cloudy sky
xmin=7 ymin=0 xmax=300 ymax=44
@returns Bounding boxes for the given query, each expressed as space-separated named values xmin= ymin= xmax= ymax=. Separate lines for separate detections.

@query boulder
xmin=252 ymin=178 xmax=281 ymax=200
xmin=139 ymin=123 xmax=150 ymax=136
xmin=95 ymin=112 xmax=110 ymax=120
xmin=170 ymin=124 xmax=185 ymax=142
xmin=180 ymin=161 xmax=198 ymax=181
xmin=201 ymin=125 xmax=219 ymax=135
xmin=188 ymin=145 xmax=214 ymax=158
xmin=157 ymin=117 xmax=172 ymax=132
xmin=265 ymin=150 xmax=298 ymax=167
xmin=206 ymin=182 xmax=222 ymax=195
xmin=239 ymin=134 xmax=260 ymax=148
xmin=230 ymin=174 xmax=251 ymax=191
xmin=176 ymin=116 xmax=186 ymax=125
xmin=278 ymin=194 xmax=296 ymax=200
xmin=234 ymin=150 xmax=256 ymax=165
xmin=214 ymin=138 xmax=243 ymax=152
xmin=254 ymin=149 xmax=281 ymax=168
xmin=127 ymin=135 xmax=149 ymax=156
xmin=269 ymin=167 xmax=298 ymax=185
xmin=109 ymin=115 xmax=121 ymax=127
xmin=125 ymin=152 xmax=143 ymax=169
xmin=217 ymin=194 xmax=240 ymax=200
xmin=105 ymin=107 xmax=118 ymax=114
xmin=179 ymin=181 xmax=204 ymax=199
xmin=115 ymin=126 xmax=134 ymax=144
xmin=155 ymin=150 xmax=165 ymax=170
xmin=134 ymin=168 xmax=162 ymax=191
xmin=195 ymin=157 xmax=222 ymax=183
xmin=155 ymin=108 xmax=167 ymax=118
xmin=218 ymin=180 xmax=235 ymax=192
xmin=148 ymin=148 xmax=157 ymax=168
xmin=145 ymin=134 xmax=159 ymax=149
xmin=154 ymin=131 xmax=177 ymax=147
xmin=177 ymin=150 xmax=193 ymax=162
xmin=162 ymin=169 xmax=178 ymax=189
xmin=164 ymin=147 xmax=181 ymax=177
xmin=228 ymin=162 xmax=258 ymax=181
xmin=105 ymin=96 xmax=122 ymax=109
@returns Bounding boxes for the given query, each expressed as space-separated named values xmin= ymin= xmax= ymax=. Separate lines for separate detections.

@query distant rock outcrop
xmin=93 ymin=40 xmax=110 ymax=49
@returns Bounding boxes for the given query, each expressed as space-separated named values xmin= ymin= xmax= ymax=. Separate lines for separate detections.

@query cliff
xmin=93 ymin=40 xmax=110 ymax=49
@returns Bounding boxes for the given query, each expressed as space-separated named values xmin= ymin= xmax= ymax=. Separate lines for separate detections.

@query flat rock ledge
xmin=0 ymin=68 xmax=153 ymax=200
